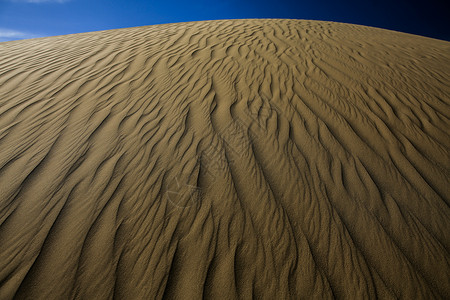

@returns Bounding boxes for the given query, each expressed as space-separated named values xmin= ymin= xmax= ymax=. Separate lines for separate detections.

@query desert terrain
xmin=0 ymin=19 xmax=449 ymax=299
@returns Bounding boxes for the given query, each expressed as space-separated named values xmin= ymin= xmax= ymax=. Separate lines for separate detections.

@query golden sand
xmin=0 ymin=19 xmax=449 ymax=299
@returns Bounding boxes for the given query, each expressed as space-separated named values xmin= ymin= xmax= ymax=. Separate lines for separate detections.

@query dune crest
xmin=0 ymin=19 xmax=449 ymax=299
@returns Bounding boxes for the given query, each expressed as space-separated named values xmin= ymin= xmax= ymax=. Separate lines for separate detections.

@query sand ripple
xmin=0 ymin=19 xmax=449 ymax=299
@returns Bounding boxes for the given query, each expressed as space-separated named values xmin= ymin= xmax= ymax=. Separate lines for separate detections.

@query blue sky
xmin=0 ymin=0 xmax=449 ymax=42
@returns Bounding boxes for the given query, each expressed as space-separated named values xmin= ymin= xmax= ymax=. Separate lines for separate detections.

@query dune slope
xmin=0 ymin=19 xmax=449 ymax=299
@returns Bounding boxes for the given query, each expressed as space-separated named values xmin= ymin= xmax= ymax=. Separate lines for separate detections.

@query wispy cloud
xmin=9 ymin=0 xmax=70 ymax=3
xmin=0 ymin=28 xmax=39 ymax=42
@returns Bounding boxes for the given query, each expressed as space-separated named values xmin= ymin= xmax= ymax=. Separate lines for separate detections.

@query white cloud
xmin=0 ymin=29 xmax=39 ymax=42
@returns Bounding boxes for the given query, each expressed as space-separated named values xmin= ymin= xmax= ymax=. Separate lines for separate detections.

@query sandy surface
xmin=0 ymin=19 xmax=449 ymax=299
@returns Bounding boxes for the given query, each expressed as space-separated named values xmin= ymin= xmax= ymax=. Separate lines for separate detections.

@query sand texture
xmin=0 ymin=19 xmax=449 ymax=299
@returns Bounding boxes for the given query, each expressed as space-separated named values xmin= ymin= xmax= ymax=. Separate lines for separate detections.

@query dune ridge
xmin=0 ymin=19 xmax=449 ymax=299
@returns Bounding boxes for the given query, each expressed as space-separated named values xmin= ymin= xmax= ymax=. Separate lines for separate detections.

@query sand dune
xmin=0 ymin=19 xmax=449 ymax=299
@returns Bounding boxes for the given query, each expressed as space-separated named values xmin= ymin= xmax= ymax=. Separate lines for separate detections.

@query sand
xmin=0 ymin=19 xmax=449 ymax=299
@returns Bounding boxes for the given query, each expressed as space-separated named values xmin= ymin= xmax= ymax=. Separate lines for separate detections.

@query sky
xmin=0 ymin=0 xmax=449 ymax=43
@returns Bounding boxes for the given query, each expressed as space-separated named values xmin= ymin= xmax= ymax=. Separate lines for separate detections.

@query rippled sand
xmin=0 ymin=19 xmax=449 ymax=299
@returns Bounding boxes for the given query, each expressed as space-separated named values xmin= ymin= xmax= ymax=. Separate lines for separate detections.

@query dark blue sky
xmin=0 ymin=0 xmax=449 ymax=42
